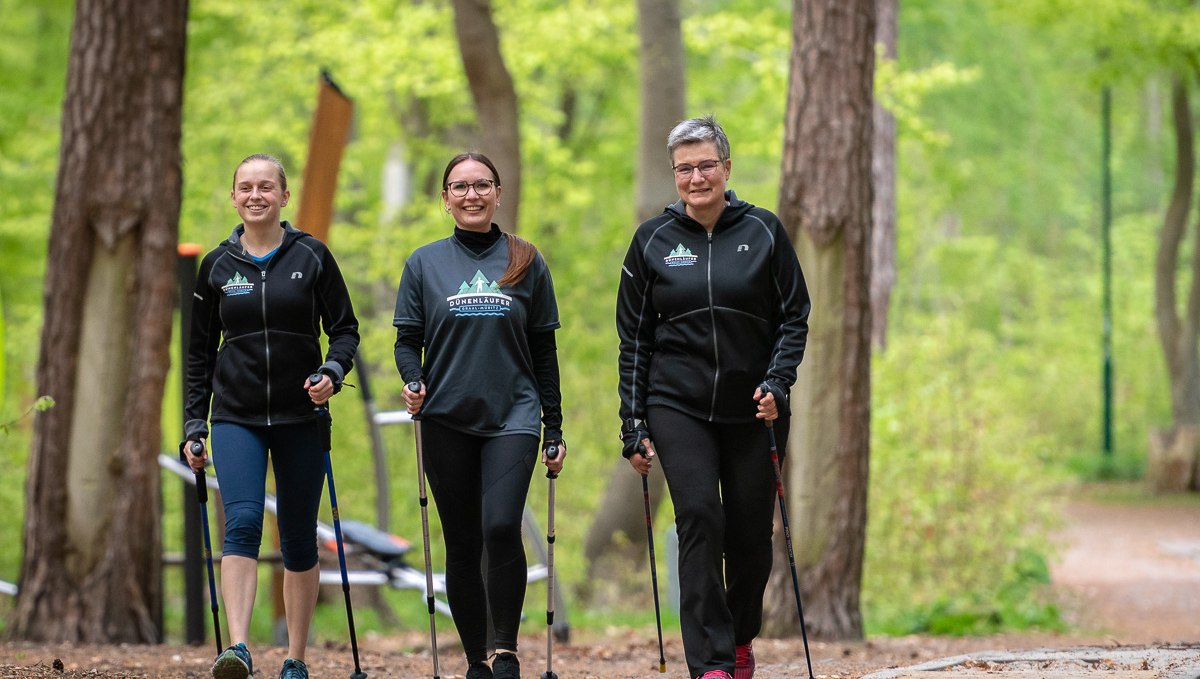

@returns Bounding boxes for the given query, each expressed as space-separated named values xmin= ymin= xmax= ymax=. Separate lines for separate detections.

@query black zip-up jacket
xmin=616 ymin=190 xmax=810 ymax=426
xmin=184 ymin=222 xmax=360 ymax=440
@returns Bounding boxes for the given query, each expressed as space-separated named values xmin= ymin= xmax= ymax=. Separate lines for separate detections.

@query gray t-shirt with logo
xmin=393 ymin=235 xmax=560 ymax=437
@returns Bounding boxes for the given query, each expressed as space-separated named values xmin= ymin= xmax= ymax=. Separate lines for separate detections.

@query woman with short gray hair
xmin=617 ymin=115 xmax=811 ymax=679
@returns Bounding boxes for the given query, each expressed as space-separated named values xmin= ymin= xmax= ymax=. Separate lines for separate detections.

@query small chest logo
xmin=222 ymin=271 xmax=254 ymax=296
xmin=664 ymin=244 xmax=698 ymax=267
xmin=446 ymin=270 xmax=512 ymax=317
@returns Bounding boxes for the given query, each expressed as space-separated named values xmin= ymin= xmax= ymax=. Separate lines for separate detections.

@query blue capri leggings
xmin=211 ymin=420 xmax=326 ymax=571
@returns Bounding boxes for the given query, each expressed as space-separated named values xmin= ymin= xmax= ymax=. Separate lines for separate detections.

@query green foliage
xmin=2 ymin=0 xmax=1189 ymax=643
xmin=870 ymin=550 xmax=1063 ymax=636
xmin=0 ymin=396 xmax=55 ymax=435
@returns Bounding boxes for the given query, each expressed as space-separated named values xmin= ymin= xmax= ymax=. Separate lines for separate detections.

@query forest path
xmin=1050 ymin=494 xmax=1200 ymax=644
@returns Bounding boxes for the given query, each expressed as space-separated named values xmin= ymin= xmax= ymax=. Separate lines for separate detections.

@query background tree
xmin=763 ymin=0 xmax=875 ymax=639
xmin=1003 ymin=0 xmax=1200 ymax=490
xmin=582 ymin=0 xmax=685 ymax=602
xmin=0 ymin=0 xmax=1149 ymax=643
xmin=871 ymin=0 xmax=898 ymax=350
xmin=451 ymin=0 xmax=521 ymax=230
xmin=1149 ymin=77 xmax=1200 ymax=491
xmin=11 ymin=0 xmax=187 ymax=642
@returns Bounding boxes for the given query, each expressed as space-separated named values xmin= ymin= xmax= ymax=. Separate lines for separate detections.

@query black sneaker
xmin=466 ymin=660 xmax=494 ymax=679
xmin=211 ymin=642 xmax=253 ymax=679
xmin=279 ymin=658 xmax=308 ymax=679
xmin=492 ymin=652 xmax=520 ymax=679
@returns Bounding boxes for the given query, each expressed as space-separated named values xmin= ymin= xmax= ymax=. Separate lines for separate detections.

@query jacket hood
xmin=221 ymin=220 xmax=306 ymax=252
xmin=664 ymin=190 xmax=754 ymax=233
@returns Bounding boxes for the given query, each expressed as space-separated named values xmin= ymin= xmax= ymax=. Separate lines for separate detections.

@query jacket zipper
xmin=707 ymin=231 xmax=719 ymax=420
xmin=261 ymin=268 xmax=271 ymax=425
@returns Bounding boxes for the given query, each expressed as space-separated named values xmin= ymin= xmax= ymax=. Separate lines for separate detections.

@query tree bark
xmin=451 ymin=0 xmax=521 ymax=231
xmin=635 ymin=0 xmax=686 ymax=223
xmin=764 ymin=0 xmax=874 ymax=640
xmin=11 ymin=0 xmax=187 ymax=642
xmin=1150 ymin=77 xmax=1200 ymax=490
xmin=870 ymin=0 xmax=897 ymax=351
xmin=583 ymin=0 xmax=686 ymax=603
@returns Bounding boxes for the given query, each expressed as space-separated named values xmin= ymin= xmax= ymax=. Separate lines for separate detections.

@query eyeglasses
xmin=672 ymin=159 xmax=724 ymax=179
xmin=446 ymin=179 xmax=497 ymax=197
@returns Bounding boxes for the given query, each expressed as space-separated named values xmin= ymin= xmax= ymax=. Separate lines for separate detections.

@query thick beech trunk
xmin=11 ymin=0 xmax=187 ymax=643
xmin=764 ymin=0 xmax=875 ymax=641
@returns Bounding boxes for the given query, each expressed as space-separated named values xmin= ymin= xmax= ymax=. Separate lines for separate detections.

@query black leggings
xmin=649 ymin=405 xmax=789 ymax=678
xmin=420 ymin=418 xmax=538 ymax=663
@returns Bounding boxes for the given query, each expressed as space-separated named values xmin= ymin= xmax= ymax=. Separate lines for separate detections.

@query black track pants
xmin=649 ymin=405 xmax=789 ymax=679
xmin=420 ymin=417 xmax=538 ymax=663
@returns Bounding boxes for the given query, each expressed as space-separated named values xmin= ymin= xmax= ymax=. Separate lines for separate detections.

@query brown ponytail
xmin=499 ymin=232 xmax=538 ymax=286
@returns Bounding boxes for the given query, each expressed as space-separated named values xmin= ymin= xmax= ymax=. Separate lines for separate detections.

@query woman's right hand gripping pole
xmin=623 ymin=421 xmax=657 ymax=476
xmin=403 ymin=381 xmax=425 ymax=416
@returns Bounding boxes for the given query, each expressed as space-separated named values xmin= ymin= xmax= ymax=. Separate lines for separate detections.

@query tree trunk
xmin=635 ymin=0 xmax=686 ymax=223
xmin=764 ymin=0 xmax=874 ymax=641
xmin=583 ymin=0 xmax=686 ymax=605
xmin=1150 ymin=77 xmax=1200 ymax=491
xmin=451 ymin=0 xmax=521 ymax=231
xmin=11 ymin=0 xmax=186 ymax=643
xmin=870 ymin=0 xmax=897 ymax=351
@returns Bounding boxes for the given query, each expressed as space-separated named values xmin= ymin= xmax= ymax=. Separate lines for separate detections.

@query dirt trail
xmin=1051 ymin=498 xmax=1200 ymax=645
xmin=3 ymin=494 xmax=1200 ymax=677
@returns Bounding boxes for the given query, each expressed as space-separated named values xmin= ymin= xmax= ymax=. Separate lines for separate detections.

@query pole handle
xmin=185 ymin=441 xmax=208 ymax=503
xmin=406 ymin=381 xmax=424 ymax=422
xmin=544 ymin=441 xmax=560 ymax=479
xmin=758 ymin=381 xmax=776 ymax=429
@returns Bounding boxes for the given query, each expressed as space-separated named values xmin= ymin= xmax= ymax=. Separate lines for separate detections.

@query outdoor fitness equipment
xmin=182 ymin=439 xmax=223 ymax=657
xmin=310 ymin=373 xmax=369 ymax=679
xmin=541 ymin=441 xmax=561 ymax=679
xmin=639 ymin=440 xmax=667 ymax=674
xmin=760 ymin=386 xmax=814 ymax=679
xmin=408 ymin=380 xmax=441 ymax=679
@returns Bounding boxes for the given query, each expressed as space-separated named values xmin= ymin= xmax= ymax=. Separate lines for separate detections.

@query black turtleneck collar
xmin=454 ymin=223 xmax=502 ymax=254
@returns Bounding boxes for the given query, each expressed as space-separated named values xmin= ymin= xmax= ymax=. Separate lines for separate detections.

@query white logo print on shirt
xmin=446 ymin=270 xmax=512 ymax=317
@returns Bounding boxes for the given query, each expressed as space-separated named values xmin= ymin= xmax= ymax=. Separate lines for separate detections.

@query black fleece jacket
xmin=616 ymin=190 xmax=810 ymax=426
xmin=184 ymin=222 xmax=359 ymax=440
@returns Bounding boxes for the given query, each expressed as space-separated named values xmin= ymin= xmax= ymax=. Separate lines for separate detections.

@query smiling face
xmin=443 ymin=159 xmax=501 ymax=233
xmin=231 ymin=159 xmax=289 ymax=229
xmin=671 ymin=141 xmax=731 ymax=222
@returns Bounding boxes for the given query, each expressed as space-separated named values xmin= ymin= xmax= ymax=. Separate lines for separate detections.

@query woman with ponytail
xmin=392 ymin=152 xmax=566 ymax=679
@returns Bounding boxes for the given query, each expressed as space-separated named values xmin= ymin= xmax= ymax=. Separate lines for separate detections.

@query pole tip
xmin=540 ymin=673 xmax=559 ymax=679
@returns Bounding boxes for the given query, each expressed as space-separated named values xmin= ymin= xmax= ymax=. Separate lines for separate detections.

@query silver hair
xmin=667 ymin=115 xmax=731 ymax=163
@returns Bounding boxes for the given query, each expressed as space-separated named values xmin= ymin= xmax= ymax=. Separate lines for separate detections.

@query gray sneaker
xmin=211 ymin=642 xmax=253 ymax=679
xmin=279 ymin=658 xmax=308 ymax=679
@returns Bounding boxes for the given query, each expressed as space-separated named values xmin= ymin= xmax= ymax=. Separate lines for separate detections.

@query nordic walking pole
xmin=541 ymin=441 xmax=561 ymax=679
xmin=408 ymin=381 xmax=441 ymax=679
xmin=182 ymin=440 xmax=223 ymax=657
xmin=638 ymin=441 xmax=667 ymax=674
xmin=759 ymin=387 xmax=814 ymax=679
xmin=310 ymin=374 xmax=369 ymax=679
